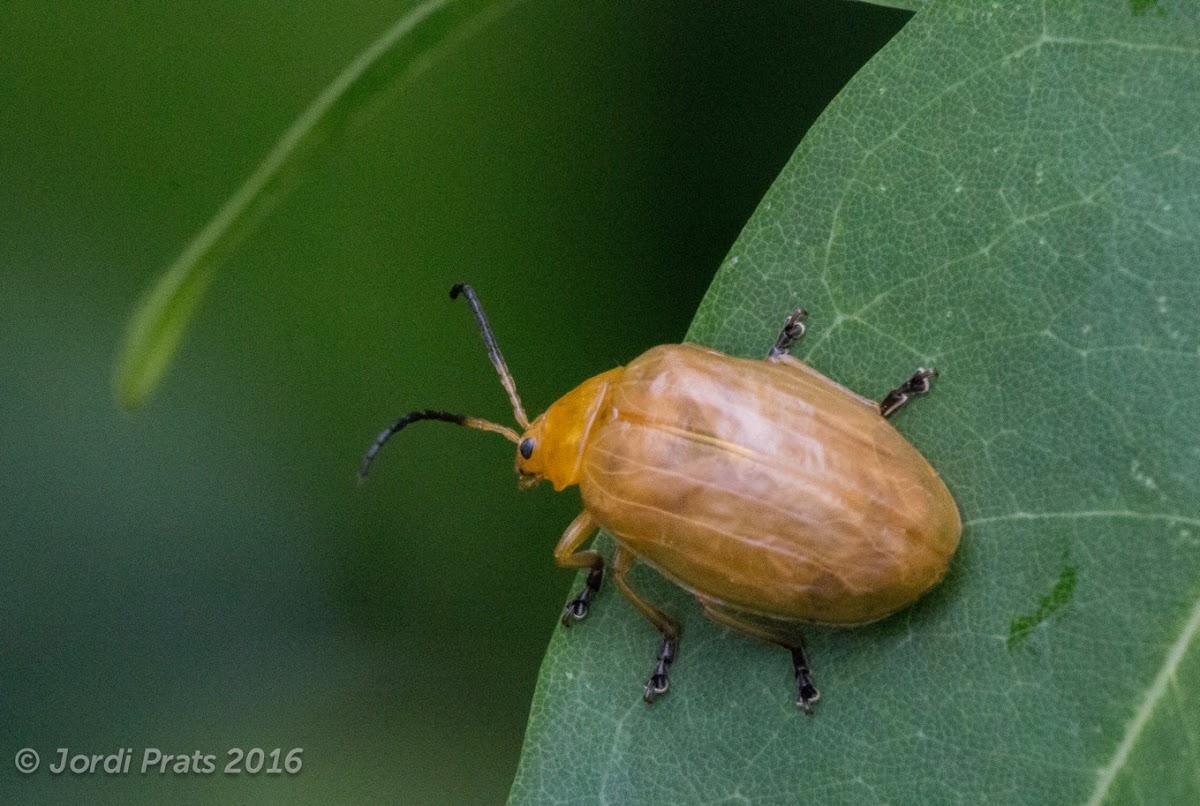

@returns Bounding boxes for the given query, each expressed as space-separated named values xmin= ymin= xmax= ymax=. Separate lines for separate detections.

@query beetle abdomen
xmin=579 ymin=344 xmax=961 ymax=626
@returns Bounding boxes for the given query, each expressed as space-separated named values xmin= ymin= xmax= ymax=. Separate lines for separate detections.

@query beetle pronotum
xmin=361 ymin=285 xmax=961 ymax=712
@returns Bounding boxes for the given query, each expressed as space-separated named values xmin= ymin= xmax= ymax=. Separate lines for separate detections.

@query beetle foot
xmin=642 ymin=637 xmax=677 ymax=703
xmin=796 ymin=680 xmax=820 ymax=715
xmin=561 ymin=567 xmax=604 ymax=627
xmin=879 ymin=367 xmax=937 ymax=419
xmin=767 ymin=308 xmax=809 ymax=358
xmin=790 ymin=645 xmax=820 ymax=715
xmin=561 ymin=597 xmax=591 ymax=626
xmin=643 ymin=672 xmax=669 ymax=702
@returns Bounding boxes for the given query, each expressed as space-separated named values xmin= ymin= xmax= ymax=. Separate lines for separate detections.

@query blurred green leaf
xmin=113 ymin=0 xmax=511 ymax=409
xmin=511 ymin=2 xmax=1200 ymax=803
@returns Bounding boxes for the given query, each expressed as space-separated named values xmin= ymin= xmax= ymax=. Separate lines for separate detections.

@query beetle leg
xmin=767 ymin=308 xmax=809 ymax=358
xmin=879 ymin=367 xmax=938 ymax=419
xmin=611 ymin=546 xmax=681 ymax=703
xmin=787 ymin=640 xmax=821 ymax=716
xmin=554 ymin=512 xmax=604 ymax=626
xmin=697 ymin=598 xmax=820 ymax=714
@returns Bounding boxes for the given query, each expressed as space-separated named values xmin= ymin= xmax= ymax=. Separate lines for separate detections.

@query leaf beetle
xmin=360 ymin=284 xmax=961 ymax=712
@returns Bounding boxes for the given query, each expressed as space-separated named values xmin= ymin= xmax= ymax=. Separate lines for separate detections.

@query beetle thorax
xmin=517 ymin=367 xmax=622 ymax=491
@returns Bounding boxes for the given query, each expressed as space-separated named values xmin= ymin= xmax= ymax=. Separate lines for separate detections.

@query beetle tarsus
xmin=643 ymin=672 xmax=669 ymax=702
xmin=561 ymin=597 xmax=589 ymax=626
xmin=642 ymin=637 xmax=677 ymax=703
xmin=561 ymin=566 xmax=603 ymax=627
xmin=789 ymin=644 xmax=820 ymax=714
xmin=879 ymin=367 xmax=938 ymax=419
xmin=767 ymin=308 xmax=809 ymax=358
xmin=796 ymin=682 xmax=820 ymax=715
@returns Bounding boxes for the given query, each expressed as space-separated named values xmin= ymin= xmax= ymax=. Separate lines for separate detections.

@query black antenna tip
xmin=357 ymin=409 xmax=471 ymax=487
xmin=449 ymin=283 xmax=467 ymax=300
xmin=357 ymin=448 xmax=379 ymax=485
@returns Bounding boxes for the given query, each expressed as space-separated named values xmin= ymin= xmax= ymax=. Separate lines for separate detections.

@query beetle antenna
xmin=450 ymin=283 xmax=530 ymax=429
xmin=358 ymin=408 xmax=521 ymax=483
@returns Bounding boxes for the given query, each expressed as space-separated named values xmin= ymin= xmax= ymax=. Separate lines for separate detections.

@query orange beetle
xmin=361 ymin=285 xmax=961 ymax=711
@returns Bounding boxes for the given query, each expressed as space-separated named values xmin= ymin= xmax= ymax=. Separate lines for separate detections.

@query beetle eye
xmin=519 ymin=438 xmax=535 ymax=460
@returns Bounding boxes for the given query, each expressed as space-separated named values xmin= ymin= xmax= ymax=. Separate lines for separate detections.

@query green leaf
xmin=113 ymin=0 xmax=512 ymax=409
xmin=855 ymin=0 xmax=926 ymax=13
xmin=511 ymin=2 xmax=1200 ymax=803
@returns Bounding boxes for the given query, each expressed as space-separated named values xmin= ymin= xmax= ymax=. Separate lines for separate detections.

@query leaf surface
xmin=858 ymin=0 xmax=925 ymax=12
xmin=511 ymin=2 xmax=1200 ymax=803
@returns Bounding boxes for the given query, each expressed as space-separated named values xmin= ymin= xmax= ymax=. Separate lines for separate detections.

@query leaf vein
xmin=1084 ymin=592 xmax=1200 ymax=805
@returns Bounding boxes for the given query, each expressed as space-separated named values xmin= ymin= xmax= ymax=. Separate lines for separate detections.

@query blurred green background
xmin=0 ymin=2 xmax=905 ymax=803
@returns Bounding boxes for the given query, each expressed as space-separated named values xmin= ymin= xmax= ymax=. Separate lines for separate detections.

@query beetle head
xmin=514 ymin=368 xmax=620 ymax=492
xmin=515 ymin=427 xmax=544 ymax=490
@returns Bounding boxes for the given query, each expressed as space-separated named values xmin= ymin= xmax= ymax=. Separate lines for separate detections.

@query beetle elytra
xmin=360 ymin=285 xmax=962 ymax=712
